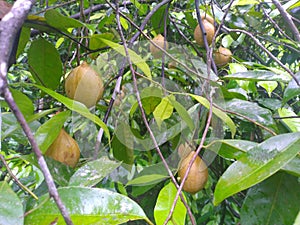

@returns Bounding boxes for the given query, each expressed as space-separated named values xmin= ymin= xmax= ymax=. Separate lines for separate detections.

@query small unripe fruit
xmin=65 ymin=61 xmax=104 ymax=108
xmin=150 ymin=34 xmax=169 ymax=58
xmin=178 ymin=151 xmax=208 ymax=194
xmin=213 ymin=47 xmax=232 ymax=67
xmin=45 ymin=129 xmax=80 ymax=168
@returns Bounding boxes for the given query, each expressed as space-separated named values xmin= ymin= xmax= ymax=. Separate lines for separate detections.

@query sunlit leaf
xmin=154 ymin=182 xmax=187 ymax=225
xmin=34 ymin=111 xmax=70 ymax=153
xmin=214 ymin=132 xmax=300 ymax=205
xmin=69 ymin=157 xmax=122 ymax=187
xmin=278 ymin=107 xmax=300 ymax=132
xmin=153 ymin=96 xmax=174 ymax=129
xmin=25 ymin=187 xmax=150 ymax=225
xmin=190 ymin=94 xmax=236 ymax=138
xmin=99 ymin=38 xmax=151 ymax=78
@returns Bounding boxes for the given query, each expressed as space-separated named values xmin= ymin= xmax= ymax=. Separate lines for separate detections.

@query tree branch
xmin=0 ymin=1 xmax=73 ymax=224
xmin=272 ymin=0 xmax=300 ymax=42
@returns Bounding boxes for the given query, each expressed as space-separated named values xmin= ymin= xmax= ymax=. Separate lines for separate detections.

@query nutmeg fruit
xmin=65 ymin=61 xmax=104 ymax=108
xmin=150 ymin=34 xmax=169 ymax=58
xmin=178 ymin=151 xmax=208 ymax=194
xmin=45 ymin=129 xmax=80 ymax=168
xmin=194 ymin=14 xmax=215 ymax=47
xmin=213 ymin=46 xmax=232 ymax=67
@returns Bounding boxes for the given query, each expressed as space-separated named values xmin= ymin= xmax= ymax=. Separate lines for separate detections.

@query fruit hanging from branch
xmin=149 ymin=34 xmax=169 ymax=58
xmin=178 ymin=149 xmax=208 ymax=194
xmin=194 ymin=14 xmax=215 ymax=47
xmin=65 ymin=61 xmax=104 ymax=108
xmin=213 ymin=46 xmax=232 ymax=67
xmin=45 ymin=129 xmax=80 ymax=168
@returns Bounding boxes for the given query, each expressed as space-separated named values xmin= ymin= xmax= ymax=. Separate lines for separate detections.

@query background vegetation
xmin=0 ymin=0 xmax=300 ymax=224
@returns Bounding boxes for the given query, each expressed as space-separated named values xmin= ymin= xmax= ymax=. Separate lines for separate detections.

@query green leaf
xmin=281 ymin=156 xmax=300 ymax=177
xmin=34 ymin=111 xmax=70 ymax=153
xmin=99 ymin=38 xmax=151 ymax=79
xmin=224 ymin=71 xmax=291 ymax=83
xmin=240 ymin=172 xmax=300 ymax=225
xmin=69 ymin=157 xmax=122 ymax=187
xmin=257 ymin=81 xmax=278 ymax=97
xmin=206 ymin=139 xmax=256 ymax=160
xmin=154 ymin=182 xmax=187 ymax=225
xmin=153 ymin=96 xmax=174 ymax=129
xmin=221 ymin=98 xmax=275 ymax=127
xmin=28 ymin=39 xmax=62 ymax=90
xmin=278 ymin=107 xmax=300 ymax=132
xmin=16 ymin=27 xmax=30 ymax=58
xmin=0 ymin=181 xmax=23 ymax=225
xmin=9 ymin=88 xmax=34 ymax=119
xmin=169 ymin=97 xmax=194 ymax=131
xmin=32 ymin=84 xmax=110 ymax=142
xmin=45 ymin=9 xmax=84 ymax=31
xmin=190 ymin=94 xmax=236 ymax=138
xmin=233 ymin=0 xmax=259 ymax=6
xmin=25 ymin=187 xmax=150 ymax=225
xmin=127 ymin=174 xmax=169 ymax=186
xmin=112 ymin=124 xmax=134 ymax=165
xmin=214 ymin=132 xmax=300 ymax=205
xmin=283 ymin=72 xmax=300 ymax=104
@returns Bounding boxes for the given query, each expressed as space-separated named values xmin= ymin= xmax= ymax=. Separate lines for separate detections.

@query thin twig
xmin=220 ymin=107 xmax=277 ymax=136
xmin=224 ymin=27 xmax=300 ymax=86
xmin=114 ymin=1 xmax=195 ymax=224
xmin=272 ymin=0 xmax=300 ymax=42
xmin=0 ymin=154 xmax=38 ymax=200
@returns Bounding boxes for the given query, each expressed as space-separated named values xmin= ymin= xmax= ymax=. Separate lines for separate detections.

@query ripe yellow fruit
xmin=178 ymin=151 xmax=208 ymax=194
xmin=65 ymin=61 xmax=104 ymax=108
xmin=213 ymin=47 xmax=232 ymax=67
xmin=194 ymin=15 xmax=215 ymax=47
xmin=150 ymin=34 xmax=169 ymax=58
xmin=45 ymin=129 xmax=80 ymax=168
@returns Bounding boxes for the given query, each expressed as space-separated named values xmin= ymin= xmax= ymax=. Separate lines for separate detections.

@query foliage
xmin=1 ymin=0 xmax=300 ymax=224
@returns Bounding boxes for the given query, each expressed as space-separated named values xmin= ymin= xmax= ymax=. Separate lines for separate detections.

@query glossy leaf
xmin=190 ymin=94 xmax=236 ymax=137
xmin=281 ymin=156 xmax=300 ymax=177
xmin=153 ymin=96 xmax=174 ymax=129
xmin=214 ymin=132 xmax=300 ymax=205
xmin=45 ymin=9 xmax=84 ymax=31
xmin=127 ymin=174 xmax=169 ymax=186
xmin=0 ymin=181 xmax=23 ymax=225
xmin=206 ymin=139 xmax=256 ymax=160
xmin=28 ymin=39 xmax=62 ymax=90
xmin=283 ymin=72 xmax=300 ymax=104
xmin=221 ymin=98 xmax=275 ymax=127
xmin=34 ymin=111 xmax=70 ymax=153
xmin=278 ymin=107 xmax=300 ymax=132
xmin=154 ymin=182 xmax=187 ymax=225
xmin=32 ymin=84 xmax=110 ymax=142
xmin=99 ymin=38 xmax=151 ymax=78
xmin=223 ymin=71 xmax=291 ymax=82
xmin=25 ymin=187 xmax=150 ymax=225
xmin=69 ymin=157 xmax=122 ymax=187
xmin=169 ymin=97 xmax=194 ymax=131
xmin=240 ymin=172 xmax=300 ymax=225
